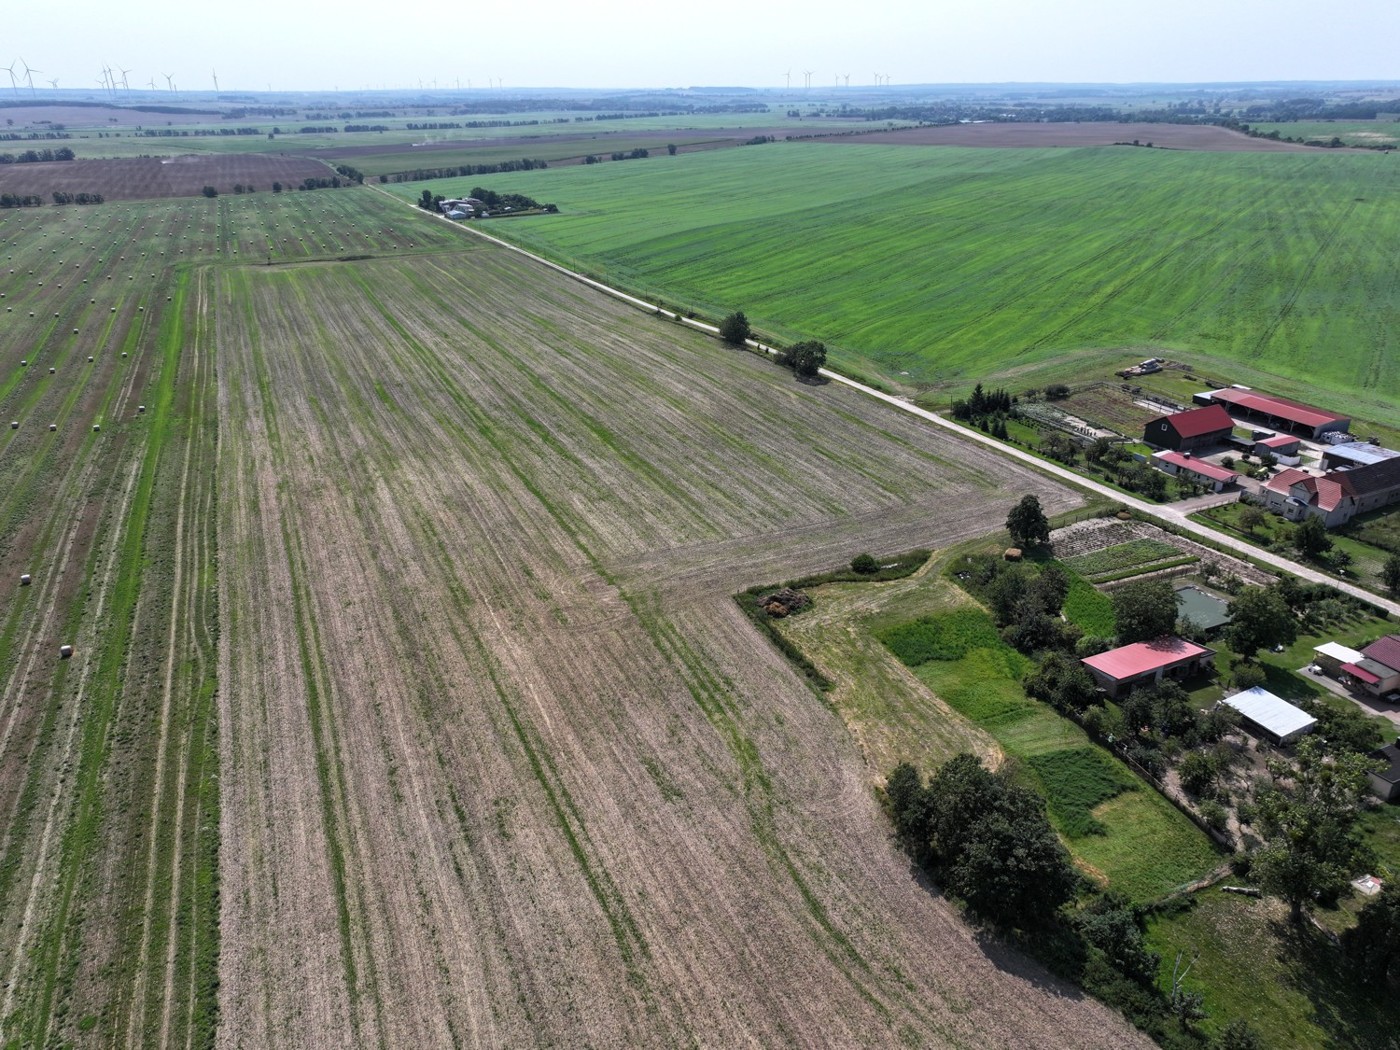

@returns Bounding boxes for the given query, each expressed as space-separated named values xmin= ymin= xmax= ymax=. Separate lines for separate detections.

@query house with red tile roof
xmin=1081 ymin=636 xmax=1215 ymax=698
xmin=1260 ymin=458 xmax=1400 ymax=527
xmin=1151 ymin=450 xmax=1239 ymax=492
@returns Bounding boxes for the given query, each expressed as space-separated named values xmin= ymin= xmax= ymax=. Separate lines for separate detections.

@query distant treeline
xmin=380 ymin=158 xmax=548 ymax=183
xmin=304 ymin=110 xmax=395 ymax=120
xmin=223 ymin=106 xmax=299 ymax=118
xmin=0 ymin=147 xmax=75 ymax=163
xmin=139 ymin=127 xmax=263 ymax=137
xmin=51 ymin=191 xmax=104 ymax=204
xmin=0 ymin=131 xmax=72 ymax=141
xmin=0 ymin=193 xmax=44 ymax=208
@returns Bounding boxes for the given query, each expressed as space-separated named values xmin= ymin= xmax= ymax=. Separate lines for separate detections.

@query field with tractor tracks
xmin=0 ymin=186 xmax=1160 ymax=1047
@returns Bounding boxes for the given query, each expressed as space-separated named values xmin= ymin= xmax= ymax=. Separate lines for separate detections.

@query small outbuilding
xmin=1368 ymin=739 xmax=1400 ymax=802
xmin=1081 ymin=636 xmax=1215 ymax=698
xmin=1221 ymin=686 xmax=1317 ymax=745
xmin=1313 ymin=641 xmax=1364 ymax=677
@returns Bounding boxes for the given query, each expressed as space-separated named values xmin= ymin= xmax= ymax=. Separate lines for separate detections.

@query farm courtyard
xmin=0 ymin=188 xmax=1155 ymax=1047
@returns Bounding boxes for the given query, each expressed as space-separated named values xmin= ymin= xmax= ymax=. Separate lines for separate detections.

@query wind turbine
xmin=3 ymin=62 xmax=19 ymax=96
xmin=211 ymin=69 xmax=219 ymax=92
xmin=118 ymin=65 xmax=132 ymax=91
xmin=21 ymin=59 xmax=40 ymax=96
xmin=842 ymin=73 xmax=850 ymax=87
xmin=163 ymin=72 xmax=175 ymax=92
xmin=803 ymin=69 xmax=813 ymax=89
xmin=781 ymin=70 xmax=790 ymax=89
xmin=48 ymin=78 xmax=58 ymax=90
xmin=148 ymin=77 xmax=156 ymax=91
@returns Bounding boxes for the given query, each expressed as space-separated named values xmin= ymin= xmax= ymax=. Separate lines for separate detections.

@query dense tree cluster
xmin=50 ymin=191 xmax=104 ymax=205
xmin=0 ymin=193 xmax=44 ymax=208
xmin=887 ymin=755 xmax=1079 ymax=927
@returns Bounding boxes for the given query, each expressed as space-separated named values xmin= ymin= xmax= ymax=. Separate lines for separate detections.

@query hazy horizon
xmin=5 ymin=0 xmax=1399 ymax=95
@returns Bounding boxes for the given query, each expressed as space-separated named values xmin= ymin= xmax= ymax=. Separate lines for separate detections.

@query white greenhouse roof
xmin=1223 ymin=687 xmax=1317 ymax=739
xmin=1315 ymin=642 xmax=1364 ymax=664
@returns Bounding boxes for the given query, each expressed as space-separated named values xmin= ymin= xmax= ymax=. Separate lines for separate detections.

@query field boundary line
xmin=367 ymin=183 xmax=1400 ymax=618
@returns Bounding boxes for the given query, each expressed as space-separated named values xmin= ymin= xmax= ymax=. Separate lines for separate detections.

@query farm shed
xmin=1204 ymin=387 xmax=1350 ymax=439
xmin=1142 ymin=405 xmax=1234 ymax=452
xmin=1313 ymin=641 xmax=1364 ymax=677
xmin=1220 ymin=686 xmax=1316 ymax=745
xmin=1261 ymin=459 xmax=1400 ymax=527
xmin=1081 ymin=636 xmax=1215 ymax=698
xmin=1173 ymin=585 xmax=1231 ymax=635
xmin=1321 ymin=441 xmax=1400 ymax=471
xmin=1150 ymin=450 xmax=1238 ymax=492
xmin=1368 ymin=739 xmax=1400 ymax=802
xmin=1254 ymin=433 xmax=1301 ymax=464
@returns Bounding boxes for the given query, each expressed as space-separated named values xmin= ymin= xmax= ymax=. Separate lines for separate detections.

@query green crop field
xmin=395 ymin=142 xmax=1400 ymax=422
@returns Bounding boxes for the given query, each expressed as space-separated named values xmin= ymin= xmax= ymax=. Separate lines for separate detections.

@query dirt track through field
xmin=215 ymin=243 xmax=1152 ymax=1047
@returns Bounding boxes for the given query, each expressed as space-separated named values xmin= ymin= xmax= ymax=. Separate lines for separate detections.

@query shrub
xmin=850 ymin=552 xmax=878 ymax=575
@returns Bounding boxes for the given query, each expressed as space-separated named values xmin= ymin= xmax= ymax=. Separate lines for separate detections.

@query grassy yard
xmin=1193 ymin=501 xmax=1394 ymax=597
xmin=1146 ymin=890 xmax=1400 ymax=1049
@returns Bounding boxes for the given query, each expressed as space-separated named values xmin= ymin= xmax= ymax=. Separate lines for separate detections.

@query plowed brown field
xmin=0 ymin=154 xmax=336 ymax=200
xmin=215 ymin=241 xmax=1148 ymax=1048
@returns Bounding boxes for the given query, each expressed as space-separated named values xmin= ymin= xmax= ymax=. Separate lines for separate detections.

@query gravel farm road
xmin=385 ymin=186 xmax=1400 ymax=620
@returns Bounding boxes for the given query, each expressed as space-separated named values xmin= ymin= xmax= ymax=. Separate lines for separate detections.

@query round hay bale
xmin=1116 ymin=511 xmax=1133 ymax=521
xmin=1004 ymin=548 xmax=1023 ymax=561
xmin=59 ymin=645 xmax=73 ymax=659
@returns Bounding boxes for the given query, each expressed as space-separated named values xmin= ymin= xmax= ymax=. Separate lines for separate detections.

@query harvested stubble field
xmin=410 ymin=143 xmax=1400 ymax=418
xmin=0 ymin=154 xmax=336 ymax=201
xmin=0 ymin=186 xmax=1155 ymax=1047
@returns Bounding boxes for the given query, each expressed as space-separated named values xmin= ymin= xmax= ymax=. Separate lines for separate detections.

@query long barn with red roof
xmin=1200 ymin=387 xmax=1351 ymax=439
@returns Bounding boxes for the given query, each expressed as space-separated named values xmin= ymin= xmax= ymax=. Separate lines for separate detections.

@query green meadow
xmin=399 ymin=142 xmax=1400 ymax=415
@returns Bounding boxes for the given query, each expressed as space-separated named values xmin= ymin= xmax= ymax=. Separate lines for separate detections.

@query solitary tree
xmin=1293 ymin=515 xmax=1332 ymax=559
xmin=1238 ymin=505 xmax=1267 ymax=534
xmin=1005 ymin=494 xmax=1050 ymax=547
xmin=718 ymin=311 xmax=751 ymax=345
xmin=783 ymin=340 xmax=826 ymax=377
xmin=201 ymin=185 xmax=218 ymax=198
xmin=1225 ymin=586 xmax=1297 ymax=660
xmin=1111 ymin=578 xmax=1179 ymax=643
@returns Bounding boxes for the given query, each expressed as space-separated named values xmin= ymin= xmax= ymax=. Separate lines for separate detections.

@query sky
xmin=5 ymin=0 xmax=1400 ymax=94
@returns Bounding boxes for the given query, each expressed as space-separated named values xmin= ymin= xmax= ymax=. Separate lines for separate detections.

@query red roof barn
xmin=1143 ymin=405 xmax=1234 ymax=452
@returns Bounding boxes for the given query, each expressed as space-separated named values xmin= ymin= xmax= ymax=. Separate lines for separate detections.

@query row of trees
xmin=380 ymin=158 xmax=548 ymax=183
xmin=0 ymin=147 xmax=75 ymax=164
xmin=718 ymin=311 xmax=827 ymax=377
xmin=49 ymin=191 xmax=104 ymax=205
xmin=0 ymin=193 xmax=44 ymax=208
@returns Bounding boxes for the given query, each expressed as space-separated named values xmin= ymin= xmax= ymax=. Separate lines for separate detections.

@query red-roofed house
xmin=1206 ymin=388 xmax=1350 ymax=439
xmin=1143 ymin=405 xmax=1235 ymax=452
xmin=1363 ymin=635 xmax=1400 ymax=673
xmin=1081 ymin=637 xmax=1216 ymax=698
xmin=1260 ymin=458 xmax=1400 ymax=527
xmin=1151 ymin=450 xmax=1240 ymax=492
